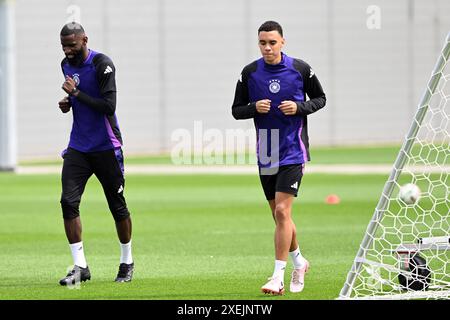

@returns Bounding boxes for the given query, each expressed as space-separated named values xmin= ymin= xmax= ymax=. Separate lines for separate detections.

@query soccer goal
xmin=339 ymin=32 xmax=450 ymax=300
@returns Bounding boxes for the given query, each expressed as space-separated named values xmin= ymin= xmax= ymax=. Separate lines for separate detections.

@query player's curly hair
xmin=258 ymin=21 xmax=283 ymax=37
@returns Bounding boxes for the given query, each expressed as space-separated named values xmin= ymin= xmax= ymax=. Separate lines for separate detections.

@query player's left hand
xmin=58 ymin=96 xmax=71 ymax=113
xmin=278 ymin=100 xmax=297 ymax=115
xmin=62 ymin=76 xmax=77 ymax=95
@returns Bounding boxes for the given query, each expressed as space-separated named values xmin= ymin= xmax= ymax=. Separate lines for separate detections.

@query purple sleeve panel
xmin=104 ymin=116 xmax=122 ymax=148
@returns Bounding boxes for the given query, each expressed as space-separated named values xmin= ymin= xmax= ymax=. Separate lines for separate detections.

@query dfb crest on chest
xmin=72 ymin=73 xmax=81 ymax=86
xmin=268 ymin=79 xmax=281 ymax=93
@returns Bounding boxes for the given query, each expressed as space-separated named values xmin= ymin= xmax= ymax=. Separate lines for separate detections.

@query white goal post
xmin=339 ymin=32 xmax=450 ymax=300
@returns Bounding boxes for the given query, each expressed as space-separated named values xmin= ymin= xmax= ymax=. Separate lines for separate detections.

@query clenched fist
xmin=278 ymin=100 xmax=297 ymax=115
xmin=58 ymin=96 xmax=71 ymax=113
xmin=62 ymin=75 xmax=77 ymax=95
xmin=256 ymin=99 xmax=271 ymax=114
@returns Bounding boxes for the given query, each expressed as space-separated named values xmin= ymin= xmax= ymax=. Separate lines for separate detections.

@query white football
xmin=398 ymin=183 xmax=421 ymax=205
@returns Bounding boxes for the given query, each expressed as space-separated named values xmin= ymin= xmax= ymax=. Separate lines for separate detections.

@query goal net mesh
xmin=340 ymin=33 xmax=450 ymax=300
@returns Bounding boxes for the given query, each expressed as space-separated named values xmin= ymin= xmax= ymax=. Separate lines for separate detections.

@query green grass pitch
xmin=0 ymin=172 xmax=390 ymax=300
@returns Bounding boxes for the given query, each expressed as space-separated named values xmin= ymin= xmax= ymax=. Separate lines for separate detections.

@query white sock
xmin=69 ymin=241 xmax=87 ymax=268
xmin=120 ymin=240 xmax=133 ymax=264
xmin=289 ymin=247 xmax=306 ymax=269
xmin=272 ymin=260 xmax=287 ymax=280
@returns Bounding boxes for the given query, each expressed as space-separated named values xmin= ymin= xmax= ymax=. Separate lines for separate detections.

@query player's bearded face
xmin=258 ymin=31 xmax=285 ymax=65
xmin=66 ymin=48 xmax=85 ymax=66
xmin=61 ymin=34 xmax=87 ymax=66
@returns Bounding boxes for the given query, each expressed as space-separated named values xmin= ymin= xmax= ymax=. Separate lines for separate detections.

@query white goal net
xmin=339 ymin=32 xmax=450 ymax=300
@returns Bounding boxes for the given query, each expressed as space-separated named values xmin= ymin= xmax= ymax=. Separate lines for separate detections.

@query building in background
xmin=7 ymin=0 xmax=450 ymax=160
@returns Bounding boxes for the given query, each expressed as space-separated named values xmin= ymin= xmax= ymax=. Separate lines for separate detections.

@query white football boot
xmin=290 ymin=259 xmax=310 ymax=293
xmin=261 ymin=276 xmax=285 ymax=295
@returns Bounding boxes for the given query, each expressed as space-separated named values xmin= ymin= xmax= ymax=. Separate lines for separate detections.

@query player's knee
xmin=111 ymin=206 xmax=130 ymax=222
xmin=274 ymin=204 xmax=290 ymax=223
xmin=60 ymin=197 xmax=80 ymax=219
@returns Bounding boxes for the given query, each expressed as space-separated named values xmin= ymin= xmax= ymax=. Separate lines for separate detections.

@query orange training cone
xmin=325 ymin=194 xmax=341 ymax=205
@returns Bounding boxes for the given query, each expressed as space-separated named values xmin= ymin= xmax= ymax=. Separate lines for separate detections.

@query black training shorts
xmin=60 ymin=147 xmax=130 ymax=221
xmin=259 ymin=164 xmax=305 ymax=201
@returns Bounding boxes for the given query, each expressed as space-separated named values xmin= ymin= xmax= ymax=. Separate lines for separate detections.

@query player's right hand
xmin=256 ymin=99 xmax=271 ymax=113
xmin=58 ymin=96 xmax=71 ymax=113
